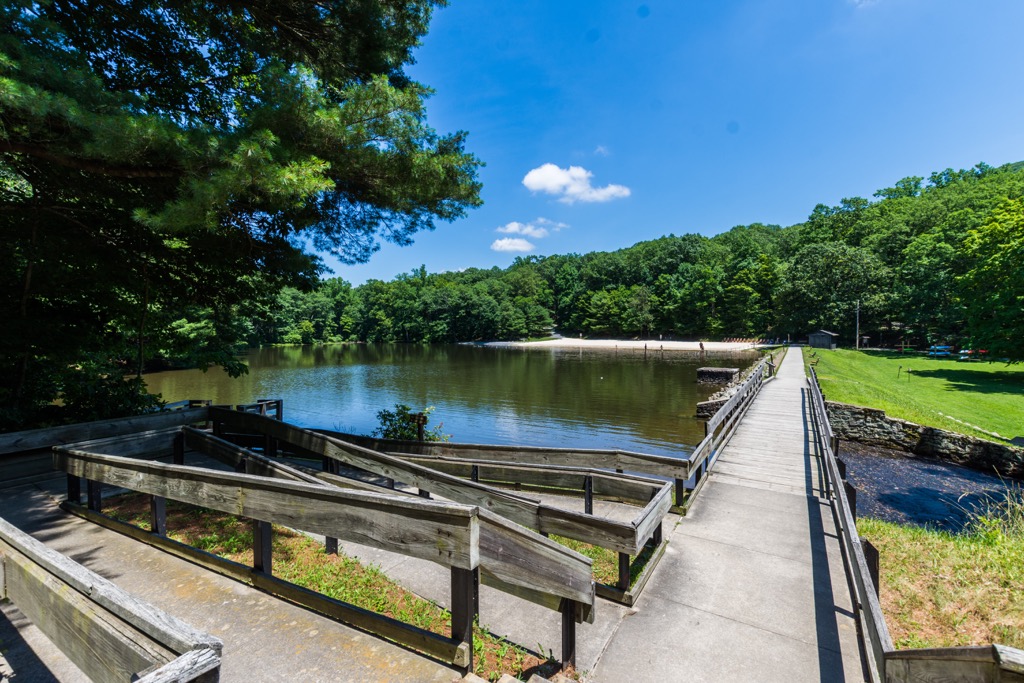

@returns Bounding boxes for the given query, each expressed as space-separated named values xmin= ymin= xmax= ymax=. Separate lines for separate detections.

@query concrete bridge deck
xmin=593 ymin=348 xmax=867 ymax=681
xmin=0 ymin=348 xmax=868 ymax=682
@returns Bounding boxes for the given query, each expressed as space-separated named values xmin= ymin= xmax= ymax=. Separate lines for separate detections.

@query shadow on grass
xmin=905 ymin=368 xmax=1024 ymax=395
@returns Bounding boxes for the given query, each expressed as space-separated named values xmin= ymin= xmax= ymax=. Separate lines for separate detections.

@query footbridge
xmin=1 ymin=349 xmax=1022 ymax=682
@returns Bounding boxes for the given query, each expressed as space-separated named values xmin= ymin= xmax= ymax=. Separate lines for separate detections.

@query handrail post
xmin=66 ymin=474 xmax=81 ymax=504
xmin=253 ymin=519 xmax=272 ymax=574
xmin=584 ymin=475 xmax=594 ymax=515
xmin=560 ymin=599 xmax=577 ymax=671
xmin=150 ymin=495 xmax=167 ymax=537
xmin=451 ymin=566 xmax=478 ymax=673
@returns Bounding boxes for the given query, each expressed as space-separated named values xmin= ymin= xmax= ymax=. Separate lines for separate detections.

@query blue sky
xmin=327 ymin=0 xmax=1024 ymax=284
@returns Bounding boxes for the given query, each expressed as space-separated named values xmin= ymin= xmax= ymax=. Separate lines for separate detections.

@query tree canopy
xmin=244 ymin=161 xmax=1024 ymax=366
xmin=0 ymin=0 xmax=482 ymax=428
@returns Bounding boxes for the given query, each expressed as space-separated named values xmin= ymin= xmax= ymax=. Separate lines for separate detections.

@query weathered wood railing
xmin=0 ymin=516 xmax=222 ymax=682
xmin=211 ymin=410 xmax=670 ymax=579
xmin=681 ymin=356 xmax=773 ymax=509
xmin=308 ymin=429 xmax=672 ymax=605
xmin=54 ymin=428 xmax=595 ymax=671
xmin=0 ymin=403 xmax=211 ymax=484
xmin=808 ymin=366 xmax=1024 ymax=683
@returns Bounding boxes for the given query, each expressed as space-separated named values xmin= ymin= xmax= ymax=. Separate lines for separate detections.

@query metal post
xmin=451 ymin=566 xmax=478 ymax=673
xmin=560 ymin=599 xmax=577 ymax=670
xmin=584 ymin=475 xmax=593 ymax=515
xmin=150 ymin=496 xmax=167 ymax=537
xmin=253 ymin=520 xmax=273 ymax=574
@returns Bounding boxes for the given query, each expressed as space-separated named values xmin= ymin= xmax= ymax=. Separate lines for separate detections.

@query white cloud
xmin=491 ymin=237 xmax=535 ymax=253
xmin=522 ymin=163 xmax=631 ymax=204
xmin=594 ymin=145 xmax=610 ymax=156
xmin=535 ymin=217 xmax=569 ymax=231
xmin=497 ymin=221 xmax=549 ymax=239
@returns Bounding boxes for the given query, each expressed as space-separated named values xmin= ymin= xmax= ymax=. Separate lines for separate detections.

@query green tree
xmin=959 ymin=199 xmax=1024 ymax=361
xmin=0 ymin=0 xmax=482 ymax=427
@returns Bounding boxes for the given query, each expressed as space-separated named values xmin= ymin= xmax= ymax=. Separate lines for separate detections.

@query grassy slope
xmin=802 ymin=348 xmax=1024 ymax=442
xmin=859 ymin=516 xmax=1024 ymax=649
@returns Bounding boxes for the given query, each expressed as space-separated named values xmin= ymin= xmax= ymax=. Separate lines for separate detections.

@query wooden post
xmin=652 ymin=521 xmax=663 ymax=546
xmin=470 ymin=465 xmax=479 ymax=482
xmin=66 ymin=474 xmax=81 ymax=504
xmin=384 ymin=477 xmax=395 ymax=489
xmin=325 ymin=537 xmax=338 ymax=556
xmin=418 ymin=488 xmax=431 ymax=499
xmin=173 ymin=431 xmax=185 ymax=466
xmin=863 ymin=539 xmax=880 ymax=598
xmin=844 ymin=481 xmax=857 ymax=520
xmin=617 ymin=552 xmax=630 ymax=590
xmin=150 ymin=496 xmax=167 ymax=537
xmin=584 ymin=475 xmax=594 ymax=515
xmin=560 ymin=599 xmax=577 ymax=670
xmin=253 ymin=520 xmax=272 ymax=574
xmin=675 ymin=478 xmax=686 ymax=507
xmin=450 ymin=566 xmax=478 ymax=672
xmin=837 ymin=458 xmax=847 ymax=481
xmin=264 ymin=434 xmax=277 ymax=458
xmin=87 ymin=480 xmax=102 ymax=512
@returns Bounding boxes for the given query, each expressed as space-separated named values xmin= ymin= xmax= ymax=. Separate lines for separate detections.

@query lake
xmin=144 ymin=344 xmax=760 ymax=457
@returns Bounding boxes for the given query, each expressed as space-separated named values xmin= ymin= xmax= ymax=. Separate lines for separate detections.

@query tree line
xmin=3 ymin=0 xmax=1022 ymax=431
xmin=247 ymin=160 xmax=1024 ymax=358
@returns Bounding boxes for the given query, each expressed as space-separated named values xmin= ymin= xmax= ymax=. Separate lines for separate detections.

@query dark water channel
xmin=145 ymin=344 xmax=760 ymax=457
xmin=841 ymin=440 xmax=1013 ymax=532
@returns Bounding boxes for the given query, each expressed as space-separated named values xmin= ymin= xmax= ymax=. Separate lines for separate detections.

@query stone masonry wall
xmin=826 ymin=401 xmax=1024 ymax=479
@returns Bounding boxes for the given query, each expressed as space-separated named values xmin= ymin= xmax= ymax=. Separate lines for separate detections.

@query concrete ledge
xmin=697 ymin=367 xmax=739 ymax=384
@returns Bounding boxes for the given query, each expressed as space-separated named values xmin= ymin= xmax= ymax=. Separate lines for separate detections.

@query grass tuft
xmin=858 ymin=484 xmax=1024 ymax=650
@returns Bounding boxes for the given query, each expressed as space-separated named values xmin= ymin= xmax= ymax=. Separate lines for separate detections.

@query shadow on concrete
xmin=801 ymin=389 xmax=847 ymax=682
xmin=0 ymin=603 xmax=67 ymax=683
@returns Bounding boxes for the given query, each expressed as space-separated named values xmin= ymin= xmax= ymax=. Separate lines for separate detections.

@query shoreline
xmin=480 ymin=338 xmax=768 ymax=352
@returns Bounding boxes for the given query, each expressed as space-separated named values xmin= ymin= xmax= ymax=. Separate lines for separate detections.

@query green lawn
xmin=802 ymin=348 xmax=1024 ymax=442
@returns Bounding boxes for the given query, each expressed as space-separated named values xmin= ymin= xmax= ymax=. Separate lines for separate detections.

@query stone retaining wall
xmin=826 ymin=401 xmax=1024 ymax=478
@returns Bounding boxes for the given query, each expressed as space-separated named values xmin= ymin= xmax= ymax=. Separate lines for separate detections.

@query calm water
xmin=144 ymin=344 xmax=759 ymax=457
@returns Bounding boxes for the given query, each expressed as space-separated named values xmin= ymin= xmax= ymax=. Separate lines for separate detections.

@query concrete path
xmin=592 ymin=348 xmax=868 ymax=682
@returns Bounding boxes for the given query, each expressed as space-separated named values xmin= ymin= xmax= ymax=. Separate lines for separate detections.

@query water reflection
xmin=145 ymin=344 xmax=760 ymax=457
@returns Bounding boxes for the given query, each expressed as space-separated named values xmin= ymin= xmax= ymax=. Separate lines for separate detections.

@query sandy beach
xmin=482 ymin=338 xmax=768 ymax=352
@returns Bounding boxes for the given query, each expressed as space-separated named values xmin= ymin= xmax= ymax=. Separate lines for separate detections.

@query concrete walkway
xmin=592 ymin=349 xmax=867 ymax=682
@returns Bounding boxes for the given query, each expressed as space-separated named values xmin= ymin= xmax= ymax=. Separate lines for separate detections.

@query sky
xmin=327 ymin=0 xmax=1024 ymax=284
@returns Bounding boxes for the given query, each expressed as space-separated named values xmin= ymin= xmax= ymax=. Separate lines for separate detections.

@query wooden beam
xmin=3 ymin=547 xmax=171 ymax=681
xmin=54 ymin=448 xmax=481 ymax=570
xmin=0 ymin=409 xmax=208 ymax=455
xmin=0 ymin=518 xmax=221 ymax=657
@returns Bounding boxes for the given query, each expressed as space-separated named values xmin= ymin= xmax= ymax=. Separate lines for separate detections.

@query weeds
xmin=858 ymin=482 xmax=1024 ymax=650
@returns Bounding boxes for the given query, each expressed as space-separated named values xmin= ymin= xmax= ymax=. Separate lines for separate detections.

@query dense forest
xmin=3 ymin=0 xmax=1023 ymax=430
xmin=240 ymin=160 xmax=1024 ymax=356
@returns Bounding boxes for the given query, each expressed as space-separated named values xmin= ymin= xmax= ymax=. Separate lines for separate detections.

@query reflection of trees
xmin=245 ymin=345 xmax=759 ymax=447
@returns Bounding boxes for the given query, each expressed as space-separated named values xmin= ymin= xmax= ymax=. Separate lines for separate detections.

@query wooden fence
xmin=307 ymin=429 xmax=672 ymax=605
xmin=808 ymin=367 xmax=1024 ymax=683
xmin=211 ymin=410 xmax=671 ymax=602
xmin=53 ymin=426 xmax=596 ymax=671
xmin=0 ymin=516 xmax=221 ymax=682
